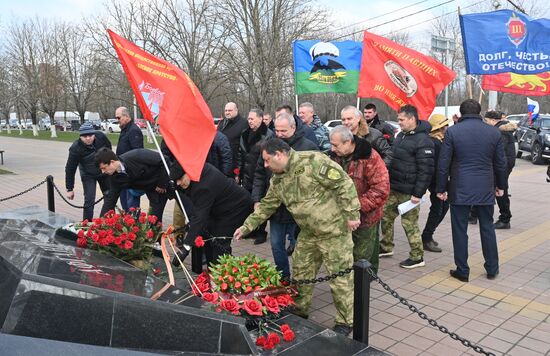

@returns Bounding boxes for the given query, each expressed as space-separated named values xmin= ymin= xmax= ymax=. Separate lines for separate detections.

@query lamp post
xmin=431 ymin=35 xmax=455 ymax=119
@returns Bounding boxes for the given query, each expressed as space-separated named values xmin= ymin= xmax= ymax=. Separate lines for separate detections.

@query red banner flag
xmin=108 ymin=30 xmax=215 ymax=181
xmin=358 ymin=31 xmax=456 ymax=119
xmin=482 ymin=71 xmax=550 ymax=96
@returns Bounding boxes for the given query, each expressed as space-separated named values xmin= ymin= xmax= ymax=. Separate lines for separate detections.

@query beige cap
xmin=429 ymin=113 xmax=450 ymax=131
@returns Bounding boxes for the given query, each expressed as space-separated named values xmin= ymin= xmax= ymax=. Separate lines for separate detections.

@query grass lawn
xmin=0 ymin=129 xmax=159 ymax=149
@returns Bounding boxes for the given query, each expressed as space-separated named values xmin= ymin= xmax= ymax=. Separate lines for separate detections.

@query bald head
xmin=224 ymin=102 xmax=238 ymax=119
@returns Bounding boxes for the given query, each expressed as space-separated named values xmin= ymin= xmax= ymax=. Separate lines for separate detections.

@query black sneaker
xmin=494 ymin=221 xmax=510 ymax=229
xmin=423 ymin=240 xmax=442 ymax=253
xmin=333 ymin=324 xmax=353 ymax=336
xmin=399 ymin=258 xmax=425 ymax=269
xmin=379 ymin=250 xmax=394 ymax=257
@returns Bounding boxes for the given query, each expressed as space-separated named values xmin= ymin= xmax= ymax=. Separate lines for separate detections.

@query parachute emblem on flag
xmin=507 ymin=13 xmax=527 ymax=47
xmin=384 ymin=60 xmax=418 ymax=97
xmin=308 ymin=42 xmax=347 ymax=84
xmin=138 ymin=81 xmax=165 ymax=119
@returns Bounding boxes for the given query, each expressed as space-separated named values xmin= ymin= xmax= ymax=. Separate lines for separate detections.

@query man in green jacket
xmin=234 ymin=138 xmax=360 ymax=336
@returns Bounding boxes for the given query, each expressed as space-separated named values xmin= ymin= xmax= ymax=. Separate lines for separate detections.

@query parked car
xmin=0 ymin=119 xmax=5 ymax=128
xmin=515 ymin=114 xmax=550 ymax=164
xmin=104 ymin=119 xmax=121 ymax=133
xmin=386 ymin=121 xmax=401 ymax=137
xmin=54 ymin=120 xmax=72 ymax=131
xmin=324 ymin=119 xmax=342 ymax=131
xmin=87 ymin=119 xmax=102 ymax=130
xmin=38 ymin=118 xmax=51 ymax=130
xmin=505 ymin=114 xmax=525 ymax=125
xmin=135 ymin=118 xmax=147 ymax=129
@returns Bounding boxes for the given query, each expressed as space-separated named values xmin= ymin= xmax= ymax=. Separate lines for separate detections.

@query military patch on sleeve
xmin=294 ymin=166 xmax=305 ymax=175
xmin=319 ymin=164 xmax=342 ymax=180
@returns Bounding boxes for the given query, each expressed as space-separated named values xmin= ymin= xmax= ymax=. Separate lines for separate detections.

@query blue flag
xmin=293 ymin=40 xmax=362 ymax=95
xmin=460 ymin=10 xmax=550 ymax=75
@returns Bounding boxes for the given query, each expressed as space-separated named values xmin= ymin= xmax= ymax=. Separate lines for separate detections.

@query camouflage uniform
xmin=380 ymin=190 xmax=423 ymax=261
xmin=240 ymin=150 xmax=360 ymax=327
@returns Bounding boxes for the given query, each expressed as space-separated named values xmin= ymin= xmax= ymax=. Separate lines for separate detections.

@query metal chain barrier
xmin=0 ymin=179 xmax=47 ymax=202
xmin=291 ymin=267 xmax=353 ymax=285
xmin=365 ymin=267 xmax=496 ymax=356
xmin=51 ymin=181 xmax=104 ymax=209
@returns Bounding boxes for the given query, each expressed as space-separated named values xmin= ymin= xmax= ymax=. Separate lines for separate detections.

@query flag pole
xmin=145 ymin=121 xmax=189 ymax=223
xmin=295 ymin=95 xmax=299 ymax=112
xmin=356 ymin=97 xmax=360 ymax=110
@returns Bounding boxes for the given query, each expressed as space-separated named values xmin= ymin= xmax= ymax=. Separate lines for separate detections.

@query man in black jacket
xmin=65 ymin=122 xmax=112 ymax=220
xmin=217 ymin=102 xmax=249 ymax=177
xmin=251 ymin=112 xmax=318 ymax=280
xmin=364 ymin=103 xmax=396 ymax=145
xmin=96 ymin=148 xmax=169 ymax=221
xmin=437 ymin=100 xmax=507 ymax=282
xmin=380 ymin=105 xmax=434 ymax=269
xmin=170 ymin=161 xmax=253 ymax=265
xmin=237 ymin=109 xmax=274 ymax=245
xmin=114 ymin=106 xmax=144 ymax=211
xmin=483 ymin=111 xmax=517 ymax=229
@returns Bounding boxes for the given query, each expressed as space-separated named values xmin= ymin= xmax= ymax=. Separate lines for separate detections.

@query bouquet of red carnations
xmin=74 ymin=208 xmax=162 ymax=265
xmin=192 ymin=253 xmax=297 ymax=350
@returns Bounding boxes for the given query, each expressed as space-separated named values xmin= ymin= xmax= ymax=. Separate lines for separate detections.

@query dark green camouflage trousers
xmin=353 ymin=225 xmax=379 ymax=274
xmin=292 ymin=231 xmax=354 ymax=327
xmin=380 ymin=190 xmax=424 ymax=261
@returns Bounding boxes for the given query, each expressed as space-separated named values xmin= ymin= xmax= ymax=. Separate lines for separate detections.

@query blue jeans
xmin=269 ymin=221 xmax=297 ymax=279
xmin=120 ymin=189 xmax=140 ymax=212
xmin=81 ymin=175 xmax=109 ymax=221
xmin=450 ymin=204 xmax=499 ymax=277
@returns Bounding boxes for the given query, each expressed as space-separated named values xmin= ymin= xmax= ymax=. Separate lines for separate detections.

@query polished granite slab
xmin=0 ymin=207 xmax=382 ymax=355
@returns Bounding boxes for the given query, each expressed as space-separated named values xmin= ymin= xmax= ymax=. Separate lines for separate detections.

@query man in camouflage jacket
xmin=234 ymin=138 xmax=360 ymax=335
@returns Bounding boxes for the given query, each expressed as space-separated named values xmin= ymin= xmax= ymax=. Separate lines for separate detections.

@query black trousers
xmin=495 ymin=186 xmax=511 ymax=223
xmin=421 ymin=190 xmax=449 ymax=243
xmin=450 ymin=204 xmax=499 ymax=277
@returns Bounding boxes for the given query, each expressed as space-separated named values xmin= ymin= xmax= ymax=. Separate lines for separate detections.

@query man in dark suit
xmin=96 ymin=148 xmax=169 ymax=221
xmin=114 ymin=106 xmax=144 ymax=210
xmin=437 ymin=99 xmax=507 ymax=282
xmin=217 ymin=102 xmax=249 ymax=177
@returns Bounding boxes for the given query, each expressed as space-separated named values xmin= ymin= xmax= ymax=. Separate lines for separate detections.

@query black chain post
xmin=0 ymin=179 xmax=47 ymax=202
xmin=353 ymin=259 xmax=372 ymax=345
xmin=46 ymin=175 xmax=55 ymax=212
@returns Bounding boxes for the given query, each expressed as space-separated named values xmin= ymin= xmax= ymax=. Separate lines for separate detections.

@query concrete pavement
xmin=0 ymin=135 xmax=548 ymax=355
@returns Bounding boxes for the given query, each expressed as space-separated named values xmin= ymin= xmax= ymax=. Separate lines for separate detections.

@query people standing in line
xmin=96 ymin=148 xmax=169 ymax=222
xmin=298 ymin=102 xmax=331 ymax=153
xmin=421 ymin=114 xmax=451 ymax=253
xmin=65 ymin=122 xmax=112 ymax=220
xmin=235 ymin=138 xmax=360 ymax=336
xmin=437 ymin=99 xmax=507 ymax=282
xmin=363 ymin=103 xmax=396 ymax=145
xmin=217 ymin=102 xmax=249 ymax=177
xmin=236 ymin=109 xmax=274 ymax=245
xmin=380 ymin=105 xmax=434 ymax=269
xmin=340 ymin=105 xmax=393 ymax=167
xmin=330 ymin=126 xmax=390 ymax=273
xmin=251 ymin=112 xmax=318 ymax=281
xmin=114 ymin=106 xmax=144 ymax=211
xmin=483 ymin=111 xmax=517 ymax=229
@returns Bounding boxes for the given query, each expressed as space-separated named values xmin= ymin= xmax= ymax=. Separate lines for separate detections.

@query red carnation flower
xmin=132 ymin=226 xmax=139 ymax=233
xmin=283 ymin=329 xmax=295 ymax=342
xmin=146 ymin=230 xmax=154 ymax=239
xmin=128 ymin=232 xmax=136 ymax=241
xmin=123 ymin=240 xmax=133 ymax=250
xmin=276 ymin=294 xmax=294 ymax=307
xmin=243 ymin=299 xmax=263 ymax=316
xmin=263 ymin=341 xmax=275 ymax=350
xmin=233 ymin=168 xmax=240 ymax=176
xmin=129 ymin=207 xmax=136 ymax=212
xmin=255 ymin=336 xmax=266 ymax=347
xmin=139 ymin=216 xmax=146 ymax=224
xmin=77 ymin=229 xmax=85 ymax=238
xmin=221 ymin=282 xmax=228 ymax=291
xmin=76 ymin=237 xmax=87 ymax=248
xmin=195 ymin=272 xmax=208 ymax=284
xmin=92 ymin=233 xmax=100 ymax=242
xmin=220 ymin=299 xmax=240 ymax=315
xmin=81 ymin=219 xmax=89 ymax=226
xmin=261 ymin=295 xmax=280 ymax=314
xmin=234 ymin=281 xmax=242 ymax=289
xmin=280 ymin=324 xmax=291 ymax=332
xmin=267 ymin=332 xmax=280 ymax=344
xmin=195 ymin=236 xmax=205 ymax=247
xmin=202 ymin=292 xmax=219 ymax=304
xmin=115 ymin=223 xmax=123 ymax=231
xmin=148 ymin=215 xmax=158 ymax=224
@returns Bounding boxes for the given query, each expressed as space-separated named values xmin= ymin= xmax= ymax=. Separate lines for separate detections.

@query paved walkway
xmin=0 ymin=135 xmax=548 ymax=355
